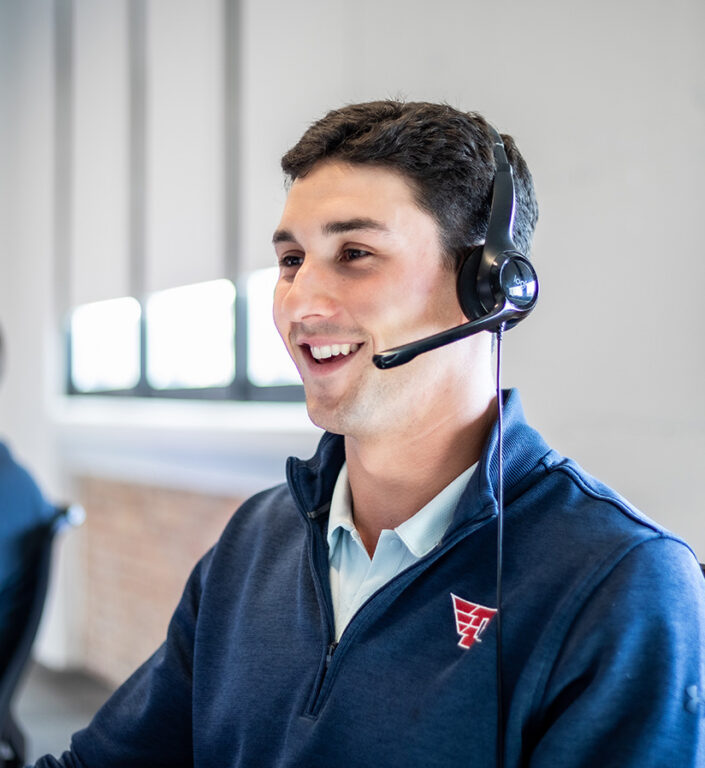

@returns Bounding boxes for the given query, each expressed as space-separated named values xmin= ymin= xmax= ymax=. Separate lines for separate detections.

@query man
xmin=0 ymin=325 xmax=56 ymax=762
xmin=0 ymin=326 xmax=55 ymax=664
xmin=33 ymin=101 xmax=704 ymax=767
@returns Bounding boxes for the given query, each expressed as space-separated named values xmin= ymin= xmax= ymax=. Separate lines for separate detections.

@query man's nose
xmin=280 ymin=259 xmax=339 ymax=322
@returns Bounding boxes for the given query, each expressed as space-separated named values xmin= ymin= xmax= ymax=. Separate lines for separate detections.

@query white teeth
xmin=310 ymin=342 xmax=360 ymax=360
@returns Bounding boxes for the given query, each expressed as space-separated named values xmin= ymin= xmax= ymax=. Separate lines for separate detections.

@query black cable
xmin=495 ymin=325 xmax=505 ymax=768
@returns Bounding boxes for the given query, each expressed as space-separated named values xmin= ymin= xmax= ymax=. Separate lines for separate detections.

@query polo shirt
xmin=326 ymin=461 xmax=476 ymax=640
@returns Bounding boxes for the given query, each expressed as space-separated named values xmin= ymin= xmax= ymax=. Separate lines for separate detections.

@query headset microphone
xmin=372 ymin=125 xmax=538 ymax=370
xmin=372 ymin=263 xmax=536 ymax=368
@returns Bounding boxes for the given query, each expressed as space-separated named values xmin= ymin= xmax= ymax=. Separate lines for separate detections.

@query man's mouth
xmin=306 ymin=342 xmax=361 ymax=364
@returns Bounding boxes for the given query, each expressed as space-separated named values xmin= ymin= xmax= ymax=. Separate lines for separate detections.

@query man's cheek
xmin=271 ymin=299 xmax=287 ymax=342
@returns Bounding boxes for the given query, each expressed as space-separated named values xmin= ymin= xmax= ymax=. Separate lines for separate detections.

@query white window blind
xmin=70 ymin=0 xmax=130 ymax=307
xmin=145 ymin=0 xmax=226 ymax=293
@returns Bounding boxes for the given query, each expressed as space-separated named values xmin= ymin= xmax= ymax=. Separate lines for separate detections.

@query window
xmin=246 ymin=268 xmax=299 ymax=388
xmin=67 ymin=270 xmax=303 ymax=401
xmin=70 ymin=297 xmax=141 ymax=393
xmin=146 ymin=280 xmax=236 ymax=390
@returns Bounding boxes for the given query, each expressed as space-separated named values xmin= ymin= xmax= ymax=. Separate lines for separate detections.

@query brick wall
xmin=77 ymin=477 xmax=245 ymax=687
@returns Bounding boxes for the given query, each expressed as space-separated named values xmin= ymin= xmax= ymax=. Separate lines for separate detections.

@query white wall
xmin=0 ymin=0 xmax=86 ymax=667
xmin=0 ymin=0 xmax=703 ymax=670
xmin=0 ymin=0 xmax=62 ymax=495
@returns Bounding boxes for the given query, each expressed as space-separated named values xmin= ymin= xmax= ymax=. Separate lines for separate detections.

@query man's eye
xmin=279 ymin=254 xmax=303 ymax=268
xmin=341 ymin=248 xmax=371 ymax=262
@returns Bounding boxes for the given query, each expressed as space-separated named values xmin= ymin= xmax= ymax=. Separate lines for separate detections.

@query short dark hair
xmin=281 ymin=100 xmax=538 ymax=270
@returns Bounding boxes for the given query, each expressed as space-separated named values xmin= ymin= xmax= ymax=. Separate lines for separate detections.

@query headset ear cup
xmin=457 ymin=246 xmax=487 ymax=320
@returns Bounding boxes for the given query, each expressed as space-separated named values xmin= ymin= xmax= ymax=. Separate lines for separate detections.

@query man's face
xmin=272 ymin=161 xmax=472 ymax=438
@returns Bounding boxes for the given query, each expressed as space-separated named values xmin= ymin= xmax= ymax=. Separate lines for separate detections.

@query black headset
xmin=372 ymin=125 xmax=538 ymax=370
xmin=371 ymin=124 xmax=536 ymax=768
xmin=456 ymin=126 xmax=538 ymax=329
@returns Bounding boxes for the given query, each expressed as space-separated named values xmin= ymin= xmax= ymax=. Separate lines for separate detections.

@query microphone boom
xmin=372 ymin=300 xmax=520 ymax=369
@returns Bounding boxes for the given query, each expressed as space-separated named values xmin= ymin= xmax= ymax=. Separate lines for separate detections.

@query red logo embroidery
xmin=451 ymin=593 xmax=497 ymax=650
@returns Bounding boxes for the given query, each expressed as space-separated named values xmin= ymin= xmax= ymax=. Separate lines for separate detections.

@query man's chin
xmin=304 ymin=399 xmax=343 ymax=434
xmin=302 ymin=388 xmax=361 ymax=435
xmin=302 ymin=379 xmax=399 ymax=438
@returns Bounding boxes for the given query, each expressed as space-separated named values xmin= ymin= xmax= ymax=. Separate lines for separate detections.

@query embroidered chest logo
xmin=451 ymin=593 xmax=497 ymax=650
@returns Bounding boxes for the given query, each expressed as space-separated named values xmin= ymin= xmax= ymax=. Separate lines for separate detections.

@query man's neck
xmin=343 ymin=390 xmax=496 ymax=558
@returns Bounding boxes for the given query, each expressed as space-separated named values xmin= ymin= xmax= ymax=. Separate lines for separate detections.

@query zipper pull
xmin=325 ymin=641 xmax=339 ymax=668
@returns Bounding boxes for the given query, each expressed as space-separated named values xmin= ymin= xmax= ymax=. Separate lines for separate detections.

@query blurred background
xmin=1 ymin=0 xmax=703 ymax=758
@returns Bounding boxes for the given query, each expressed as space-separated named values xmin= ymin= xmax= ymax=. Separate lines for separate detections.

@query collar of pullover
xmin=286 ymin=389 xmax=553 ymax=535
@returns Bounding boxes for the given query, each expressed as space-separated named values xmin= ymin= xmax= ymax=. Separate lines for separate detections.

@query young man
xmin=32 ymin=101 xmax=704 ymax=767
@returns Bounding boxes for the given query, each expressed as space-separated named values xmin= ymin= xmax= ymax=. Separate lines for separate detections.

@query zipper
xmin=325 ymin=642 xmax=338 ymax=667
xmin=298 ymin=495 xmax=338 ymax=717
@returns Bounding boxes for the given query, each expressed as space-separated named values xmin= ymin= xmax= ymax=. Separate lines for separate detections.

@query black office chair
xmin=0 ymin=504 xmax=84 ymax=768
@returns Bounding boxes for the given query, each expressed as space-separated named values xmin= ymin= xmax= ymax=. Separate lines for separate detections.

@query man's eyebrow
xmin=272 ymin=228 xmax=296 ymax=245
xmin=322 ymin=217 xmax=388 ymax=236
xmin=272 ymin=218 xmax=388 ymax=245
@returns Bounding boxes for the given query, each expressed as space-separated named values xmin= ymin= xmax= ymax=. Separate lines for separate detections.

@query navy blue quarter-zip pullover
xmin=31 ymin=390 xmax=705 ymax=767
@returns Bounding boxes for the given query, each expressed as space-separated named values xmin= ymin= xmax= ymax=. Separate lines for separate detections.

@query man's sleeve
xmin=30 ymin=547 xmax=213 ymax=768
xmin=524 ymin=536 xmax=705 ymax=767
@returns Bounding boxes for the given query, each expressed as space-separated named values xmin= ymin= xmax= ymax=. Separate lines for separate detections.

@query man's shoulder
xmin=516 ymin=449 xmax=700 ymax=590
xmin=215 ymin=481 xmax=304 ymax=552
xmin=538 ymin=452 xmax=675 ymax=539
xmin=499 ymin=395 xmax=686 ymax=560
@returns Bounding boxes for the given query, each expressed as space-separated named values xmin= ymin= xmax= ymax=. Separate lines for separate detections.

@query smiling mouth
xmin=306 ymin=342 xmax=361 ymax=364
